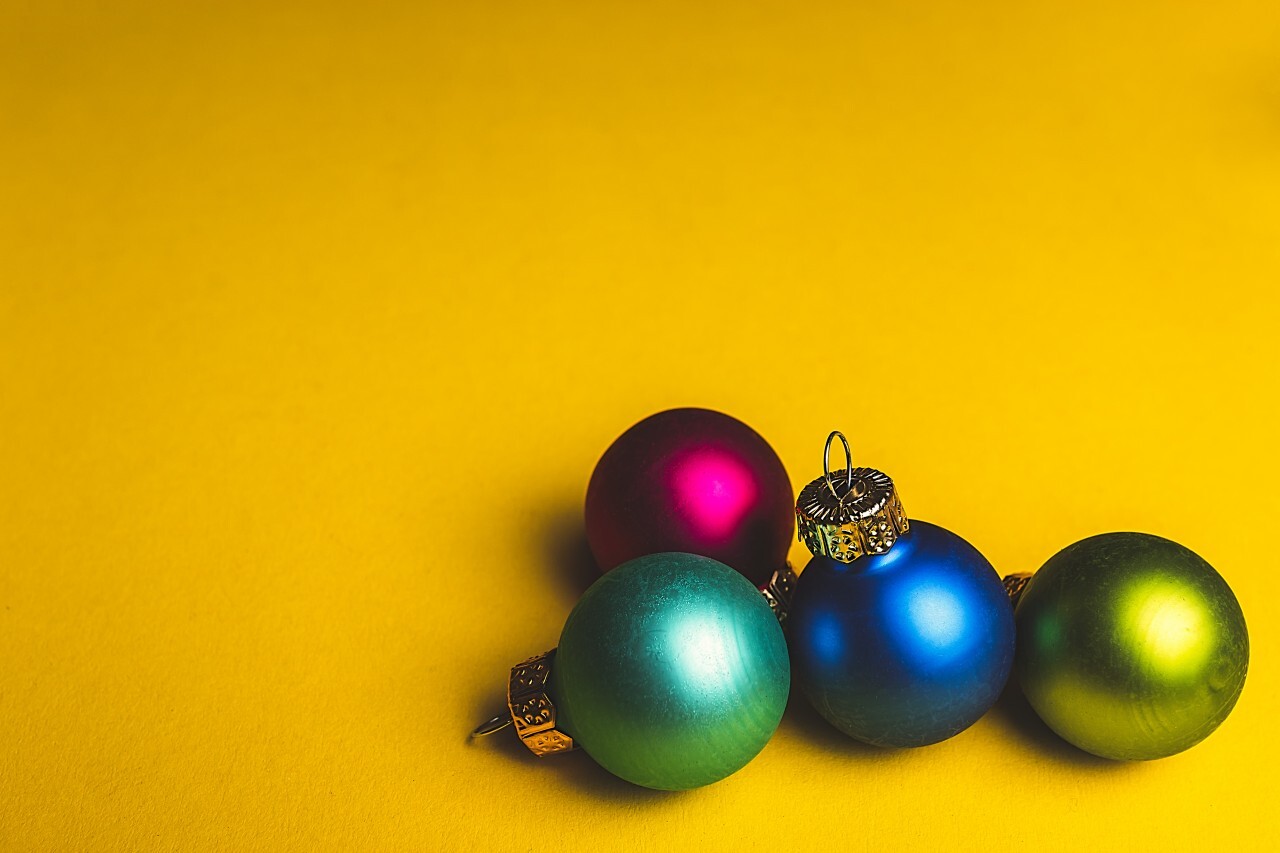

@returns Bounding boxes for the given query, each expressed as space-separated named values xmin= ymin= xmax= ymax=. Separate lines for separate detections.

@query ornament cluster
xmin=473 ymin=408 xmax=1249 ymax=790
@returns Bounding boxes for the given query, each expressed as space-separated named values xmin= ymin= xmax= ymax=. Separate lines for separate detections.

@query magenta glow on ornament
xmin=584 ymin=408 xmax=794 ymax=587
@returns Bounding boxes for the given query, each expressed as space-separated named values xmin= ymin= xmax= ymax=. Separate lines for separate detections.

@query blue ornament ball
xmin=789 ymin=520 xmax=1015 ymax=748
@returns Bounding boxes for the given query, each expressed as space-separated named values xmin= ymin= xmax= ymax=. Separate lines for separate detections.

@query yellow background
xmin=3 ymin=2 xmax=1278 ymax=850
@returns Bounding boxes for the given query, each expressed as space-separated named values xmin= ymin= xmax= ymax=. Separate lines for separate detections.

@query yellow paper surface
xmin=2 ymin=2 xmax=1278 ymax=850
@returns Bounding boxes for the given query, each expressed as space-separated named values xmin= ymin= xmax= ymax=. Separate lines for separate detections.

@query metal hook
xmin=470 ymin=714 xmax=512 ymax=738
xmin=822 ymin=431 xmax=854 ymax=496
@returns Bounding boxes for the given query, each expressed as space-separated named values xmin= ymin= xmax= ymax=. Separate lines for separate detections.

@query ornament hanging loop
xmin=470 ymin=714 xmax=512 ymax=738
xmin=823 ymin=431 xmax=854 ymax=496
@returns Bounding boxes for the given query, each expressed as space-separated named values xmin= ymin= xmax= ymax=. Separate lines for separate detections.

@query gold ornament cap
xmin=795 ymin=431 xmax=909 ymax=563
xmin=506 ymin=649 xmax=575 ymax=756
xmin=759 ymin=563 xmax=798 ymax=624
xmin=470 ymin=649 xmax=576 ymax=756
xmin=1002 ymin=572 xmax=1033 ymax=609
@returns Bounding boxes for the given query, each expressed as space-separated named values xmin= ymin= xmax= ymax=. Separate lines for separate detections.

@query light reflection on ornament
xmin=904 ymin=582 xmax=968 ymax=650
xmin=808 ymin=612 xmax=846 ymax=668
xmin=1122 ymin=580 xmax=1212 ymax=674
xmin=670 ymin=449 xmax=760 ymax=541
xmin=673 ymin=615 xmax=735 ymax=683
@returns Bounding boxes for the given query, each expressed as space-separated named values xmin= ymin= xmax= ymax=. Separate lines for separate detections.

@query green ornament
xmin=550 ymin=552 xmax=790 ymax=790
xmin=1014 ymin=532 xmax=1248 ymax=760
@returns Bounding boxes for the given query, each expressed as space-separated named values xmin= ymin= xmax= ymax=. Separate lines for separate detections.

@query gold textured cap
xmin=506 ymin=649 xmax=576 ymax=756
xmin=795 ymin=431 xmax=909 ymax=563
xmin=1002 ymin=572 xmax=1033 ymax=608
xmin=758 ymin=563 xmax=797 ymax=623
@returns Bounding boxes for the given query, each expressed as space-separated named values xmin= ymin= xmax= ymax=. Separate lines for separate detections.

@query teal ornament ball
xmin=1015 ymin=532 xmax=1249 ymax=760
xmin=550 ymin=552 xmax=790 ymax=790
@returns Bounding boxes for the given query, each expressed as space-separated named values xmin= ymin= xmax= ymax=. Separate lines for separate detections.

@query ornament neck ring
xmin=823 ymin=431 xmax=855 ymax=496
xmin=469 ymin=714 xmax=512 ymax=738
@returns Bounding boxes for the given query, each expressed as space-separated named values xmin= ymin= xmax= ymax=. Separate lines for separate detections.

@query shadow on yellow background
xmin=2 ymin=1 xmax=1277 ymax=850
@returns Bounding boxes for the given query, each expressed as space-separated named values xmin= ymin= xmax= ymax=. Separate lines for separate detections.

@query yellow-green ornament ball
xmin=1014 ymin=532 xmax=1248 ymax=760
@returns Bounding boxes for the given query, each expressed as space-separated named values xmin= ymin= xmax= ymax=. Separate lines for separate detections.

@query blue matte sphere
xmin=789 ymin=520 xmax=1015 ymax=748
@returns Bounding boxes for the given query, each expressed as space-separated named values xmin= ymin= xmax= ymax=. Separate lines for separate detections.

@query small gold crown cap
xmin=759 ymin=563 xmax=797 ymax=624
xmin=506 ymin=649 xmax=576 ymax=756
xmin=795 ymin=431 xmax=909 ymax=563
xmin=469 ymin=649 xmax=576 ymax=755
xmin=1002 ymin=572 xmax=1033 ymax=609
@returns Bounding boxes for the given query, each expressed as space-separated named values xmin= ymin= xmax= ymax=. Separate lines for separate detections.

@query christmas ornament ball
xmin=550 ymin=552 xmax=790 ymax=790
xmin=1014 ymin=532 xmax=1248 ymax=760
xmin=789 ymin=520 xmax=1015 ymax=748
xmin=585 ymin=408 xmax=794 ymax=586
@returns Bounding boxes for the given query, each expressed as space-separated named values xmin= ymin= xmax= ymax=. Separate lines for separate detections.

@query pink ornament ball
xmin=585 ymin=408 xmax=794 ymax=587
